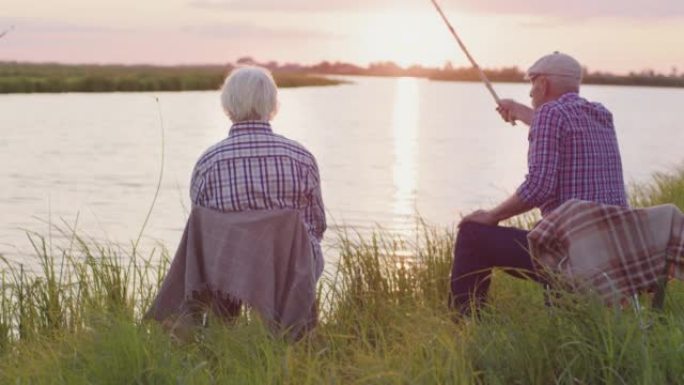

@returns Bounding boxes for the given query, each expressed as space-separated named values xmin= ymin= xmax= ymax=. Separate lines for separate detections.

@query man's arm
xmin=461 ymin=104 xmax=562 ymax=227
xmin=514 ymin=104 xmax=562 ymax=207
xmin=497 ymin=99 xmax=534 ymax=126
xmin=491 ymin=193 xmax=534 ymax=222
xmin=460 ymin=193 xmax=534 ymax=226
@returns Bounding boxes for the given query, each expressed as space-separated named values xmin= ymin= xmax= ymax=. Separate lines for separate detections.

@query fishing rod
xmin=428 ymin=0 xmax=501 ymax=105
xmin=0 ymin=25 xmax=15 ymax=39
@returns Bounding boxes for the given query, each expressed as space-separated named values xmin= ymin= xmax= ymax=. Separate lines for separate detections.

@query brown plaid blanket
xmin=528 ymin=199 xmax=684 ymax=304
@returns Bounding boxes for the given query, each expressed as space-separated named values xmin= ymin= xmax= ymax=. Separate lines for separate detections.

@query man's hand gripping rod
xmin=429 ymin=0 xmax=515 ymax=125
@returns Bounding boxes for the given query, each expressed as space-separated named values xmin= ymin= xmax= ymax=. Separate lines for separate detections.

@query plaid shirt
xmin=190 ymin=121 xmax=326 ymax=260
xmin=517 ymin=93 xmax=628 ymax=216
xmin=528 ymin=199 xmax=684 ymax=304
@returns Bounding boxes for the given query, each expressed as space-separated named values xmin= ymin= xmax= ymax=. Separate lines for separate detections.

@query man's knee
xmin=457 ymin=221 xmax=481 ymax=235
xmin=455 ymin=221 xmax=489 ymax=250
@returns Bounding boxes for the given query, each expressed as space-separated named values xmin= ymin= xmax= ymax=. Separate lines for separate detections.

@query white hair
xmin=547 ymin=74 xmax=581 ymax=94
xmin=220 ymin=66 xmax=278 ymax=122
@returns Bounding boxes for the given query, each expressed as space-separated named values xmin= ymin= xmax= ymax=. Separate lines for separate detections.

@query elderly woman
xmin=189 ymin=66 xmax=326 ymax=277
xmin=146 ymin=66 xmax=326 ymax=337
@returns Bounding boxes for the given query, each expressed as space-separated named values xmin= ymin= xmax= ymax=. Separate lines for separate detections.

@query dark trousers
xmin=449 ymin=221 xmax=540 ymax=315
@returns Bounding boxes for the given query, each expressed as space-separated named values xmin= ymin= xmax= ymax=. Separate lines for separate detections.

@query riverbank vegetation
xmin=428 ymin=66 xmax=684 ymax=88
xmin=0 ymin=62 xmax=344 ymax=93
xmin=258 ymin=57 xmax=684 ymax=88
xmin=3 ymin=59 xmax=684 ymax=94
xmin=1 ymin=169 xmax=684 ymax=384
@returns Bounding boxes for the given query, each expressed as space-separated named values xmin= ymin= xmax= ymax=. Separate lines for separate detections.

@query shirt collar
xmin=229 ymin=121 xmax=273 ymax=135
xmin=558 ymin=92 xmax=580 ymax=103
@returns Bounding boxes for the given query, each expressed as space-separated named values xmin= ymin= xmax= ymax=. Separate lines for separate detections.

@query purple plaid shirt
xmin=190 ymin=121 xmax=326 ymax=261
xmin=517 ymin=92 xmax=628 ymax=216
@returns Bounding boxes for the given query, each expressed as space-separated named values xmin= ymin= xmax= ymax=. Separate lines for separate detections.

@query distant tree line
xmin=430 ymin=66 xmax=684 ymax=88
xmin=238 ymin=56 xmax=684 ymax=88
xmin=0 ymin=62 xmax=341 ymax=93
xmin=0 ymin=63 xmax=226 ymax=93
xmin=582 ymin=70 xmax=684 ymax=88
xmin=2 ymin=58 xmax=683 ymax=93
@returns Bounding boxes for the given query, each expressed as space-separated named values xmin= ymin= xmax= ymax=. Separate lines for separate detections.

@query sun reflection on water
xmin=391 ymin=77 xmax=420 ymax=231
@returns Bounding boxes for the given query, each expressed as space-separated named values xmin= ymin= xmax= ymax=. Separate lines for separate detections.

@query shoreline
xmin=2 ymin=62 xmax=683 ymax=94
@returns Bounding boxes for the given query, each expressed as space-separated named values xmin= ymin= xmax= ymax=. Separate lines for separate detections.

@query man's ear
xmin=540 ymin=77 xmax=551 ymax=97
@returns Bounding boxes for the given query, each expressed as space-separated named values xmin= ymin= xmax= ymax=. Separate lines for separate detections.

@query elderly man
xmin=190 ymin=66 xmax=326 ymax=278
xmin=450 ymin=52 xmax=628 ymax=315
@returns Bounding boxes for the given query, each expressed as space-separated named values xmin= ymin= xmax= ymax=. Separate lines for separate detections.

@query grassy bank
xmin=0 ymin=62 xmax=345 ymax=93
xmin=1 ymin=171 xmax=684 ymax=384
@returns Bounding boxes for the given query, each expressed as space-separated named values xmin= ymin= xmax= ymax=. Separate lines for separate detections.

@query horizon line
xmin=1 ymin=58 xmax=679 ymax=77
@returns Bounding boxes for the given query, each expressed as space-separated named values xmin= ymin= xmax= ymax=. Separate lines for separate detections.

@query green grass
xmin=631 ymin=168 xmax=684 ymax=209
xmin=1 ymin=171 xmax=684 ymax=384
xmin=0 ymin=62 xmax=345 ymax=93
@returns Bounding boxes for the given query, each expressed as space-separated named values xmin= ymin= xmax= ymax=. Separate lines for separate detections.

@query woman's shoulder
xmin=270 ymin=133 xmax=318 ymax=164
xmin=194 ymin=138 xmax=233 ymax=168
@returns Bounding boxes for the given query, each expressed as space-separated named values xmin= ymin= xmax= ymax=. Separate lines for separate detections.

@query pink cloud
xmin=188 ymin=0 xmax=684 ymax=18
xmin=181 ymin=23 xmax=341 ymax=39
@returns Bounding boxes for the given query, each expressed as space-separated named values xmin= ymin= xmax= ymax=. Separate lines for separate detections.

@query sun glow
xmin=355 ymin=9 xmax=479 ymax=68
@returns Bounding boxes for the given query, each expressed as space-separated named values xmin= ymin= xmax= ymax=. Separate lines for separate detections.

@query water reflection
xmin=1 ymin=78 xmax=681 ymax=260
xmin=391 ymin=78 xmax=419 ymax=230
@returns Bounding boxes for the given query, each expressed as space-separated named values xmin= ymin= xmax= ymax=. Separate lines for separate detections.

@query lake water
xmin=2 ymin=76 xmax=683 ymax=263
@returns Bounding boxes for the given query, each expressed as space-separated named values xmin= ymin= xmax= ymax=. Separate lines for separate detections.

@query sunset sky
xmin=2 ymin=0 xmax=683 ymax=74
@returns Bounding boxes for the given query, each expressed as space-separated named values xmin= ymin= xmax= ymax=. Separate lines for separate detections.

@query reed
xmin=631 ymin=167 xmax=684 ymax=209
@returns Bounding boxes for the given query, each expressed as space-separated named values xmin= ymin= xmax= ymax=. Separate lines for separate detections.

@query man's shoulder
xmin=539 ymin=93 xmax=579 ymax=113
xmin=533 ymin=100 xmax=567 ymax=126
xmin=537 ymin=93 xmax=611 ymax=122
xmin=557 ymin=93 xmax=611 ymax=114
